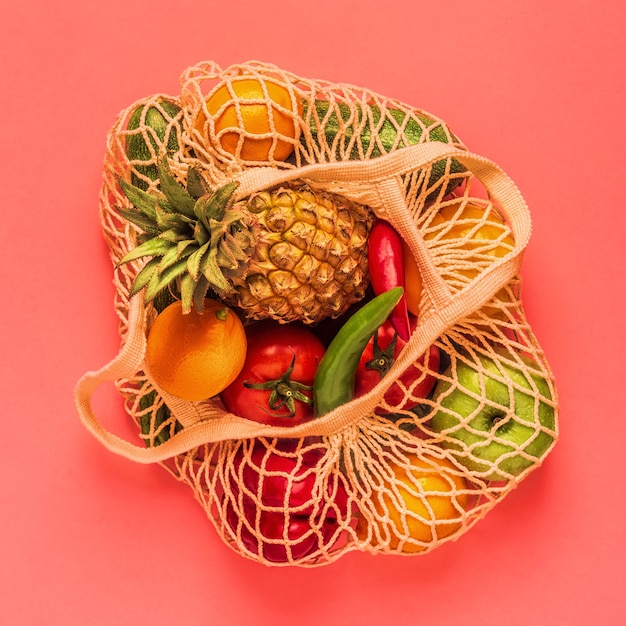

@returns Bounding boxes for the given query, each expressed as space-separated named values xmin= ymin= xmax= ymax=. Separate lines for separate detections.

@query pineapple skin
xmin=221 ymin=184 xmax=373 ymax=324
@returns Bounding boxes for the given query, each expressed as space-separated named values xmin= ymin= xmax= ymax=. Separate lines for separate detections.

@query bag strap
xmin=75 ymin=142 xmax=532 ymax=463
xmin=233 ymin=142 xmax=531 ymax=317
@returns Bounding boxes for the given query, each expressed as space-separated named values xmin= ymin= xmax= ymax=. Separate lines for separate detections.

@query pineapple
xmin=117 ymin=159 xmax=373 ymax=324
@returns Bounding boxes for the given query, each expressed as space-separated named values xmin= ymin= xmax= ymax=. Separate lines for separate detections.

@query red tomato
xmin=354 ymin=317 xmax=440 ymax=414
xmin=220 ymin=321 xmax=326 ymax=426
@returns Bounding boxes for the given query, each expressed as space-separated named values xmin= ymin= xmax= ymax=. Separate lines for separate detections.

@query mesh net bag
xmin=75 ymin=60 xmax=559 ymax=566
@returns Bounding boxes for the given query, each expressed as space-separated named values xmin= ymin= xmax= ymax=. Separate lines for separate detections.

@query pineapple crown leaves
xmin=116 ymin=158 xmax=251 ymax=313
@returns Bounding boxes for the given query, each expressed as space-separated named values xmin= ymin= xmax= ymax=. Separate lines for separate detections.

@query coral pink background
xmin=2 ymin=1 xmax=625 ymax=624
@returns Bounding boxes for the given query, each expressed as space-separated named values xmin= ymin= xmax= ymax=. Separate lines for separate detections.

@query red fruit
xmin=354 ymin=317 xmax=440 ymax=414
xmin=220 ymin=321 xmax=325 ymax=426
xmin=224 ymin=439 xmax=349 ymax=563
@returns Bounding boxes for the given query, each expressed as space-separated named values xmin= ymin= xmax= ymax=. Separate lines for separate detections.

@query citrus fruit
xmin=196 ymin=76 xmax=302 ymax=162
xmin=356 ymin=453 xmax=468 ymax=553
xmin=402 ymin=240 xmax=423 ymax=316
xmin=424 ymin=200 xmax=515 ymax=321
xmin=145 ymin=299 xmax=247 ymax=402
xmin=425 ymin=200 xmax=514 ymax=277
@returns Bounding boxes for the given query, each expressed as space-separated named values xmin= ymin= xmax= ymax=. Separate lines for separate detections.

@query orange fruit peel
xmin=356 ymin=453 xmax=468 ymax=553
xmin=195 ymin=76 xmax=302 ymax=163
xmin=145 ymin=299 xmax=247 ymax=402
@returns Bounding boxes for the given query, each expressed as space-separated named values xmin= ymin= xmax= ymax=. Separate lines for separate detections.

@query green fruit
xmin=303 ymin=100 xmax=465 ymax=199
xmin=429 ymin=351 xmax=556 ymax=481
xmin=125 ymin=99 xmax=181 ymax=190
xmin=137 ymin=390 xmax=181 ymax=447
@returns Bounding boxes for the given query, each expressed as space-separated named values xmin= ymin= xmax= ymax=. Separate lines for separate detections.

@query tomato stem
xmin=365 ymin=330 xmax=398 ymax=378
xmin=243 ymin=353 xmax=313 ymax=418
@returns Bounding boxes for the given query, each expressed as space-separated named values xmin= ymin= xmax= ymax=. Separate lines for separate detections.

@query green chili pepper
xmin=313 ymin=287 xmax=404 ymax=417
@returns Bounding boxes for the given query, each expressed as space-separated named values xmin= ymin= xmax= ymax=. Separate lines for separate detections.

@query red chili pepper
xmin=368 ymin=219 xmax=411 ymax=341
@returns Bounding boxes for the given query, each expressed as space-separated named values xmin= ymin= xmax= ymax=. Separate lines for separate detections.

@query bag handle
xmin=75 ymin=142 xmax=531 ymax=463
xmin=232 ymin=142 xmax=531 ymax=314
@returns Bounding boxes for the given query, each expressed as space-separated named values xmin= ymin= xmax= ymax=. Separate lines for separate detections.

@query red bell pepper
xmin=224 ymin=439 xmax=349 ymax=563
xmin=367 ymin=219 xmax=411 ymax=341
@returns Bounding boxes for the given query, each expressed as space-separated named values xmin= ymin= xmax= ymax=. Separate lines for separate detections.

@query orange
xmin=402 ymin=240 xmax=423 ymax=317
xmin=356 ymin=453 xmax=468 ymax=553
xmin=424 ymin=200 xmax=515 ymax=321
xmin=402 ymin=202 xmax=514 ymax=319
xmin=425 ymin=200 xmax=514 ymax=279
xmin=145 ymin=299 xmax=247 ymax=402
xmin=196 ymin=77 xmax=302 ymax=162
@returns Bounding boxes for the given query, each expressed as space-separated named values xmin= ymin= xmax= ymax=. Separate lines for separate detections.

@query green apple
xmin=429 ymin=350 xmax=556 ymax=481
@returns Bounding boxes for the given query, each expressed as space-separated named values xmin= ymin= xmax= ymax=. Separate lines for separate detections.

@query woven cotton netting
xmin=87 ymin=60 xmax=558 ymax=567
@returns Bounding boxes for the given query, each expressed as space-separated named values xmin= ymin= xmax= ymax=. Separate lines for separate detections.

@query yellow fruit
xmin=426 ymin=200 xmax=514 ymax=277
xmin=357 ymin=453 xmax=468 ymax=553
xmin=196 ymin=77 xmax=302 ymax=162
xmin=145 ymin=299 xmax=247 ymax=401
xmin=119 ymin=169 xmax=373 ymax=324
xmin=401 ymin=201 xmax=514 ymax=321
xmin=424 ymin=200 xmax=515 ymax=321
